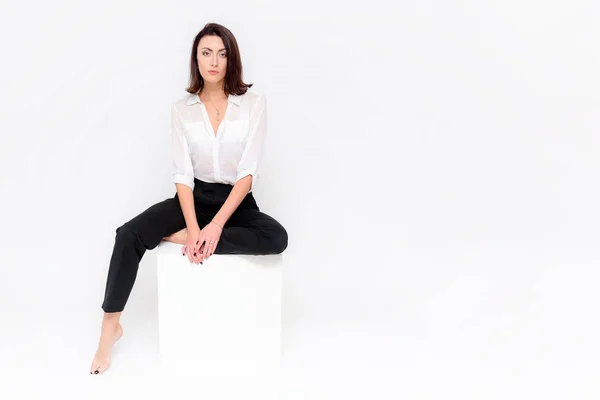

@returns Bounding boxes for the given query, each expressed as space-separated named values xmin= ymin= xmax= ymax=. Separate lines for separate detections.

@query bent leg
xmin=214 ymin=209 xmax=288 ymax=255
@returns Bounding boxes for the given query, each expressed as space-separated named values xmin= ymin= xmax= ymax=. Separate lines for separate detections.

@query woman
xmin=90 ymin=22 xmax=288 ymax=375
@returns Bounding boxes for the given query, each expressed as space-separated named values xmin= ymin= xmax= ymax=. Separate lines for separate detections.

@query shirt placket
xmin=199 ymin=101 xmax=229 ymax=183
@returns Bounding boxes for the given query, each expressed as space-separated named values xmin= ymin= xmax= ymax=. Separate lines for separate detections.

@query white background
xmin=0 ymin=0 xmax=599 ymax=398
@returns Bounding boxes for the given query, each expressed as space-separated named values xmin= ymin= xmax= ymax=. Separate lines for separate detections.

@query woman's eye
xmin=201 ymin=51 xmax=225 ymax=57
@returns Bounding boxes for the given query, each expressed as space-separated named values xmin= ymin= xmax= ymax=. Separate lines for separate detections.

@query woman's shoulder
xmin=171 ymin=93 xmax=198 ymax=112
xmin=238 ymin=90 xmax=266 ymax=109
xmin=240 ymin=89 xmax=265 ymax=101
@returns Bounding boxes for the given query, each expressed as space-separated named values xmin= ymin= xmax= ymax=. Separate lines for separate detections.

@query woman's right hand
xmin=183 ymin=226 xmax=203 ymax=264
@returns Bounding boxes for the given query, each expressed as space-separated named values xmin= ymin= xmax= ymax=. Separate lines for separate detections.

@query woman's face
xmin=197 ymin=35 xmax=228 ymax=85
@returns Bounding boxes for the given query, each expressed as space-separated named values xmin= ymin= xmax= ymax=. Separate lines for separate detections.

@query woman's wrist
xmin=187 ymin=223 xmax=201 ymax=232
xmin=210 ymin=220 xmax=223 ymax=229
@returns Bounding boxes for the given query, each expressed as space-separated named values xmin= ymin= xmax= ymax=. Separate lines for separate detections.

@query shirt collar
xmin=186 ymin=93 xmax=242 ymax=107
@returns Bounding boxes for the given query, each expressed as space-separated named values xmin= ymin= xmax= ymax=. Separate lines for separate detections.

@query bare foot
xmin=90 ymin=323 xmax=123 ymax=375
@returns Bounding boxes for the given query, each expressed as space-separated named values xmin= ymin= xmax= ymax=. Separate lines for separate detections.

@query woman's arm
xmin=175 ymin=183 xmax=200 ymax=231
xmin=171 ymin=102 xmax=199 ymax=231
xmin=234 ymin=94 xmax=267 ymax=193
xmin=211 ymin=175 xmax=252 ymax=227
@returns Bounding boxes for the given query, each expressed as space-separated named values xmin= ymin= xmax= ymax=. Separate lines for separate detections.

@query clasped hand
xmin=182 ymin=221 xmax=222 ymax=264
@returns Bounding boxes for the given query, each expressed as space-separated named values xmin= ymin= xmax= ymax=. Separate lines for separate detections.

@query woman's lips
xmin=208 ymin=71 xmax=219 ymax=75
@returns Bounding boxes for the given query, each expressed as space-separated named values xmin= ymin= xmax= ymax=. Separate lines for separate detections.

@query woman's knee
xmin=270 ymin=224 xmax=288 ymax=254
xmin=115 ymin=223 xmax=135 ymax=240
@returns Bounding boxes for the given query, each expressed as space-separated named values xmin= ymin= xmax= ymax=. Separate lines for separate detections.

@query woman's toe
xmin=97 ymin=364 xmax=109 ymax=374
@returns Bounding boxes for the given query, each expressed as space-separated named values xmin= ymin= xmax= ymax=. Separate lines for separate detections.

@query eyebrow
xmin=202 ymin=47 xmax=226 ymax=51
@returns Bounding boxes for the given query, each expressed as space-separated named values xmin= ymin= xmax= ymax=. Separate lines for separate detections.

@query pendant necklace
xmin=207 ymin=96 xmax=227 ymax=121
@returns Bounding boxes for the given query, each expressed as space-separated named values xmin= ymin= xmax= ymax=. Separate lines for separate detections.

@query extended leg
xmin=101 ymin=196 xmax=188 ymax=313
xmin=92 ymin=196 xmax=189 ymax=375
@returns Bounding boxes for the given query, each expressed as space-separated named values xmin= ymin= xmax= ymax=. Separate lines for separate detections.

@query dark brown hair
xmin=185 ymin=23 xmax=253 ymax=96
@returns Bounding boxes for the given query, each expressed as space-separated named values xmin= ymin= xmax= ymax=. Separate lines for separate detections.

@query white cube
xmin=156 ymin=241 xmax=282 ymax=376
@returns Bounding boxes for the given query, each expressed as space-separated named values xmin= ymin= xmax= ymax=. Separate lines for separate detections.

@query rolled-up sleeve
xmin=171 ymin=103 xmax=195 ymax=191
xmin=235 ymin=94 xmax=267 ymax=193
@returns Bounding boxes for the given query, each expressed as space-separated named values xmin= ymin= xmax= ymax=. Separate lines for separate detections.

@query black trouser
xmin=101 ymin=178 xmax=288 ymax=313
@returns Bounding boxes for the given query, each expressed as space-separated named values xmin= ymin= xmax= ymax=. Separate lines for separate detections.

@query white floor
xmin=2 ymin=318 xmax=599 ymax=399
xmin=1 ymin=247 xmax=600 ymax=399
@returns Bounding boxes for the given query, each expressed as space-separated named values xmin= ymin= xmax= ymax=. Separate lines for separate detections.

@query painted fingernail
xmin=94 ymin=370 xmax=99 ymax=374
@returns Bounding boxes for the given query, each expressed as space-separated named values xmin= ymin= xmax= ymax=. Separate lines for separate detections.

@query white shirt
xmin=171 ymin=90 xmax=267 ymax=193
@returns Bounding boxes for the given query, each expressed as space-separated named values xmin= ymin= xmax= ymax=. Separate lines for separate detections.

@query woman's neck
xmin=200 ymin=82 xmax=226 ymax=101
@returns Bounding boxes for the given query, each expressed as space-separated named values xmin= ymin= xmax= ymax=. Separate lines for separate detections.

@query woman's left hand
xmin=197 ymin=221 xmax=223 ymax=262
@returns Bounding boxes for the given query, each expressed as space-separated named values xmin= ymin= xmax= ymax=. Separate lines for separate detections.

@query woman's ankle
xmin=102 ymin=313 xmax=121 ymax=326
